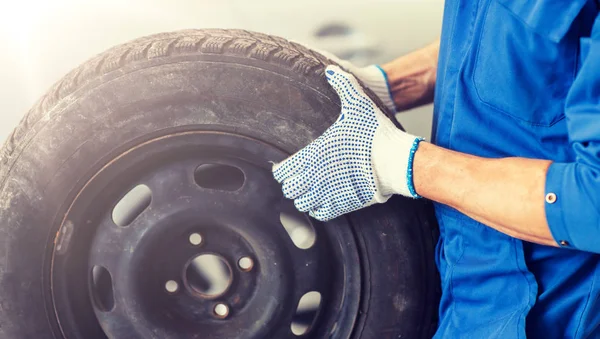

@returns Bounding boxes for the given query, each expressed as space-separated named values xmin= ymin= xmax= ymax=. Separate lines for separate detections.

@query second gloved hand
xmin=316 ymin=50 xmax=397 ymax=113
xmin=273 ymin=65 xmax=423 ymax=222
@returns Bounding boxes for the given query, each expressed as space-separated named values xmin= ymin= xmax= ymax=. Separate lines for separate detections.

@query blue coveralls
xmin=433 ymin=0 xmax=600 ymax=338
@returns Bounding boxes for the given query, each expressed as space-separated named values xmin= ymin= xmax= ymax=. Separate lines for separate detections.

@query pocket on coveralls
xmin=472 ymin=0 xmax=581 ymax=126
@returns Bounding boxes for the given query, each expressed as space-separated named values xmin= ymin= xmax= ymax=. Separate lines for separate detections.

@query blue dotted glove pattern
xmin=273 ymin=65 xmax=380 ymax=221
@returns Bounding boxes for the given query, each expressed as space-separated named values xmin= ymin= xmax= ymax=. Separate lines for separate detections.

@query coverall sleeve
xmin=545 ymin=13 xmax=600 ymax=253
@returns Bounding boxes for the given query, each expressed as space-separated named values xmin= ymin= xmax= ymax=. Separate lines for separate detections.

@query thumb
xmin=325 ymin=65 xmax=362 ymax=104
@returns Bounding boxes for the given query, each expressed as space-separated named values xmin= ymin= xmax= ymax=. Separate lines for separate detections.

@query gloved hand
xmin=273 ymin=65 xmax=423 ymax=222
xmin=316 ymin=50 xmax=396 ymax=113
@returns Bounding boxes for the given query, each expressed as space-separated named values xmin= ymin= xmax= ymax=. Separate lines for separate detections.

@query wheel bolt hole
xmin=238 ymin=257 xmax=254 ymax=271
xmin=189 ymin=233 xmax=203 ymax=246
xmin=165 ymin=280 xmax=179 ymax=293
xmin=214 ymin=303 xmax=230 ymax=319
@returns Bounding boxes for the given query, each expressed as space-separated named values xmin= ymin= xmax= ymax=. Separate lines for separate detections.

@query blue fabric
xmin=433 ymin=0 xmax=600 ymax=338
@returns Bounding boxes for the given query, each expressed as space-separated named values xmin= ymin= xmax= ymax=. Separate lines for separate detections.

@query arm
xmin=381 ymin=40 xmax=439 ymax=112
xmin=380 ymin=40 xmax=551 ymax=242
xmin=274 ymin=15 xmax=600 ymax=254
xmin=318 ymin=40 xmax=439 ymax=113
xmin=413 ymin=143 xmax=556 ymax=246
xmin=414 ymin=15 xmax=600 ymax=252
xmin=273 ymin=65 xmax=559 ymax=247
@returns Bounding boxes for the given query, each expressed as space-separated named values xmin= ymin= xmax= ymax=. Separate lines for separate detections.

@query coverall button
xmin=559 ymin=240 xmax=570 ymax=247
xmin=545 ymin=193 xmax=557 ymax=204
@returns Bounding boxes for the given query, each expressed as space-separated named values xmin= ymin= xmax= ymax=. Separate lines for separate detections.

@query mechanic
xmin=273 ymin=1 xmax=600 ymax=338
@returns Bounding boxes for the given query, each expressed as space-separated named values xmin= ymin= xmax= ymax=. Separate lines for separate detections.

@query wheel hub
xmin=184 ymin=253 xmax=234 ymax=299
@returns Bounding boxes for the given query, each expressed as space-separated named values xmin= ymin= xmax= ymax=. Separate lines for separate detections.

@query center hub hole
xmin=184 ymin=254 xmax=233 ymax=298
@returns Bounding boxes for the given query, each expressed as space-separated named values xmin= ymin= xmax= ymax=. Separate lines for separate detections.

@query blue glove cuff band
xmin=407 ymin=137 xmax=424 ymax=199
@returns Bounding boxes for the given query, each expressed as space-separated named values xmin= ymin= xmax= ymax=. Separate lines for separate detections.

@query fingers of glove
xmin=308 ymin=203 xmax=340 ymax=222
xmin=272 ymin=141 xmax=319 ymax=183
xmin=309 ymin=194 xmax=369 ymax=222
xmin=281 ymin=169 xmax=315 ymax=200
xmin=297 ymin=178 xmax=341 ymax=219
xmin=293 ymin=189 xmax=322 ymax=213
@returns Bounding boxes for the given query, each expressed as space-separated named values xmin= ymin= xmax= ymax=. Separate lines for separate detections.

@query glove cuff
xmin=355 ymin=65 xmax=396 ymax=113
xmin=372 ymin=124 xmax=423 ymax=200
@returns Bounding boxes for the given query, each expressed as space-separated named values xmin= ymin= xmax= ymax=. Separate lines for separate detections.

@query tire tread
xmin=0 ymin=29 xmax=329 ymax=169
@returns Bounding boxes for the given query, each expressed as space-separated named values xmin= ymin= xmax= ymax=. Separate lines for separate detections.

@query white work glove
xmin=273 ymin=65 xmax=423 ymax=222
xmin=292 ymin=41 xmax=396 ymax=113
xmin=315 ymin=51 xmax=396 ymax=113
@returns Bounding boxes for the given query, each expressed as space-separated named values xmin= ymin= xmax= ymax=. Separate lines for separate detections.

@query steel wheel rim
xmin=48 ymin=130 xmax=362 ymax=339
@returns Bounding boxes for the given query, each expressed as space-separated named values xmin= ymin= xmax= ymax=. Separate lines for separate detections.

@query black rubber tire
xmin=0 ymin=29 xmax=439 ymax=339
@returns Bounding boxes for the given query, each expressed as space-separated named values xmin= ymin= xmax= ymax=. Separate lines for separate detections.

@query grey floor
xmin=0 ymin=0 xmax=443 ymax=145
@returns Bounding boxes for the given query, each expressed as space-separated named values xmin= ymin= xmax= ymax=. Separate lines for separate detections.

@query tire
xmin=0 ymin=29 xmax=439 ymax=339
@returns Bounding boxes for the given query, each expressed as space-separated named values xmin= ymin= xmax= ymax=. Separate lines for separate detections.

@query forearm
xmin=381 ymin=40 xmax=439 ymax=111
xmin=413 ymin=142 xmax=557 ymax=246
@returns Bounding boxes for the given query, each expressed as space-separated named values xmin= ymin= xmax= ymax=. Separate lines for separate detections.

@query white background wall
xmin=0 ymin=0 xmax=443 ymax=145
